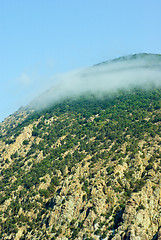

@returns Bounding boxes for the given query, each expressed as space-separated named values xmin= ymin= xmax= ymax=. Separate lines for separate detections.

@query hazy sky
xmin=0 ymin=0 xmax=161 ymax=122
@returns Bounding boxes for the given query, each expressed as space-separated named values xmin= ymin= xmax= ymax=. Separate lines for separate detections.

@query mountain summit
xmin=29 ymin=53 xmax=161 ymax=110
xmin=0 ymin=54 xmax=161 ymax=240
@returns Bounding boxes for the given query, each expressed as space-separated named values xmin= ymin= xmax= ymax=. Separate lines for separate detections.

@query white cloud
xmin=18 ymin=73 xmax=31 ymax=87
xmin=47 ymin=59 xmax=55 ymax=68
xmin=29 ymin=54 xmax=161 ymax=109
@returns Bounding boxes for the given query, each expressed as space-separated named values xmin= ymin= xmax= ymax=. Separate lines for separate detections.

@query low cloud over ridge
xmin=30 ymin=53 xmax=161 ymax=109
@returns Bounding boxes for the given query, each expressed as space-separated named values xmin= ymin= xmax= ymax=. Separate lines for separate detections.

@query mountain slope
xmin=0 ymin=54 xmax=161 ymax=240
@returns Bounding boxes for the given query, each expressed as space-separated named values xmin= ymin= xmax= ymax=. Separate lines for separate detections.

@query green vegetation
xmin=0 ymin=87 xmax=161 ymax=239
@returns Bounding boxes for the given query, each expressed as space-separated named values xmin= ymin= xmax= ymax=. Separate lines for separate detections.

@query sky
xmin=0 ymin=0 xmax=161 ymax=122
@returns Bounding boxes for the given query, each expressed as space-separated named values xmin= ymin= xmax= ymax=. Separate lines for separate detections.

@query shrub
xmin=22 ymin=140 xmax=29 ymax=145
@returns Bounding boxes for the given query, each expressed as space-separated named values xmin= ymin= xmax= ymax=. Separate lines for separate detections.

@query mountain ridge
xmin=94 ymin=53 xmax=161 ymax=66
xmin=28 ymin=53 xmax=161 ymax=111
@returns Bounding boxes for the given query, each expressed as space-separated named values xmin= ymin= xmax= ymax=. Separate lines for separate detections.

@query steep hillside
xmin=0 ymin=87 xmax=161 ymax=240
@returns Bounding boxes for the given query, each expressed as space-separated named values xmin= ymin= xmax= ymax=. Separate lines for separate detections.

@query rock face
xmin=0 ymin=88 xmax=161 ymax=239
xmin=113 ymin=181 xmax=161 ymax=240
xmin=158 ymin=228 xmax=161 ymax=240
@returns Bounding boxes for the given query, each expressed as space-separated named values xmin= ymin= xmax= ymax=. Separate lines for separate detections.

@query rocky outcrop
xmin=113 ymin=180 xmax=161 ymax=240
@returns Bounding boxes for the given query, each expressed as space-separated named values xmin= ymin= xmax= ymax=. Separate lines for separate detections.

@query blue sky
xmin=0 ymin=0 xmax=161 ymax=122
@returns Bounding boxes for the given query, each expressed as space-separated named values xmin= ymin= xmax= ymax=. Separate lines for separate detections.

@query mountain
xmin=0 ymin=54 xmax=161 ymax=240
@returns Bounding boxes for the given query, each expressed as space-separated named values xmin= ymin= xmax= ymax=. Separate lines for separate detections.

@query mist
xmin=29 ymin=53 xmax=161 ymax=109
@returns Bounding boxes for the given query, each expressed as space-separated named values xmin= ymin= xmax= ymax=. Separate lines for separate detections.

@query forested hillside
xmin=0 ymin=87 xmax=161 ymax=239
